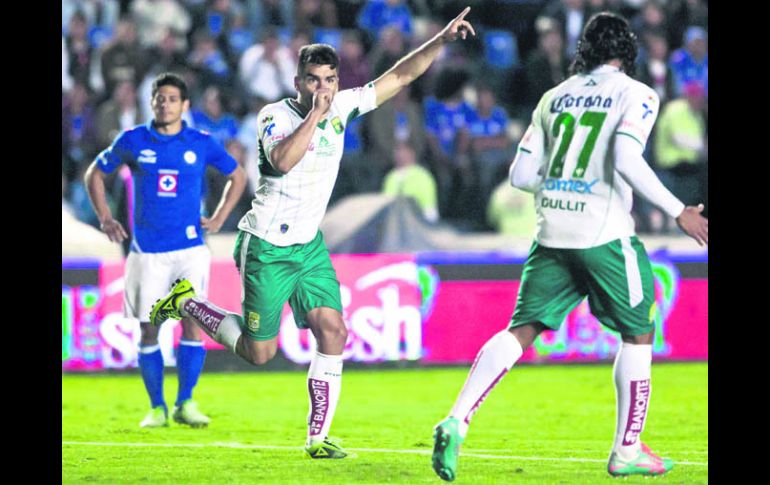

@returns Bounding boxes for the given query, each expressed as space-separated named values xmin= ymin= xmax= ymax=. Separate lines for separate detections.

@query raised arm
xmin=372 ymin=6 xmax=476 ymax=106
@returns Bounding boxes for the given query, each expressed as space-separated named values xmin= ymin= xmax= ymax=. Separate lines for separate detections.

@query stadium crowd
xmin=62 ymin=0 xmax=707 ymax=236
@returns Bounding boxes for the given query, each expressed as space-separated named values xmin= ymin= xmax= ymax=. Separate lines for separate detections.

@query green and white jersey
xmin=238 ymin=83 xmax=378 ymax=246
xmin=519 ymin=65 xmax=660 ymax=248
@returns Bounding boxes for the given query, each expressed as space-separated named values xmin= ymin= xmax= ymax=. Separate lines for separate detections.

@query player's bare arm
xmin=201 ymin=165 xmax=248 ymax=234
xmin=268 ymin=86 xmax=333 ymax=174
xmin=84 ymin=160 xmax=129 ymax=243
xmin=373 ymin=6 xmax=476 ymax=106
xmin=675 ymin=204 xmax=708 ymax=246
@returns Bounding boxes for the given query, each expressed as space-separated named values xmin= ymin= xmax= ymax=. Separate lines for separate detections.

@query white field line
xmin=61 ymin=441 xmax=708 ymax=467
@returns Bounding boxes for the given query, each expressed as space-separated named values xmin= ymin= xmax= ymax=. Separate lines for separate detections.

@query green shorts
xmin=233 ymin=230 xmax=342 ymax=341
xmin=509 ymin=236 xmax=656 ymax=336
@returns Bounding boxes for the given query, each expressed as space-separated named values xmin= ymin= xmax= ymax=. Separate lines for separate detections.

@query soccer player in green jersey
xmin=431 ymin=12 xmax=707 ymax=481
xmin=150 ymin=7 xmax=476 ymax=459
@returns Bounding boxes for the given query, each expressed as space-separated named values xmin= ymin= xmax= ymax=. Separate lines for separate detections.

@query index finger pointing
xmin=455 ymin=6 xmax=471 ymax=21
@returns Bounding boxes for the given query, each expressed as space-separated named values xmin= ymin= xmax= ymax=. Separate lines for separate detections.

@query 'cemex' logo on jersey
xmin=544 ymin=178 xmax=599 ymax=194
xmin=138 ymin=149 xmax=157 ymax=164
xmin=157 ymin=169 xmax=179 ymax=197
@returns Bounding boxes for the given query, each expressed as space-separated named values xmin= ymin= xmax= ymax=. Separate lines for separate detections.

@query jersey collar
xmin=146 ymin=119 xmax=190 ymax=142
xmin=590 ymin=64 xmax=622 ymax=75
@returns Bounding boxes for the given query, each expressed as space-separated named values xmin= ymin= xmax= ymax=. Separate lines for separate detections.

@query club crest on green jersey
xmin=331 ymin=116 xmax=344 ymax=134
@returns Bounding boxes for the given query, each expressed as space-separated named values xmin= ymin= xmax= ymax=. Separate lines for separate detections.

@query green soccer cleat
xmin=172 ymin=400 xmax=210 ymax=428
xmin=305 ymin=438 xmax=349 ymax=459
xmin=432 ymin=417 xmax=464 ymax=481
xmin=608 ymin=442 xmax=674 ymax=477
xmin=139 ymin=405 xmax=168 ymax=428
xmin=149 ymin=278 xmax=196 ymax=326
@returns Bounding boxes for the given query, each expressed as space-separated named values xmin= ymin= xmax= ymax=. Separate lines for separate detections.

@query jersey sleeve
xmin=94 ymin=131 xmax=132 ymax=174
xmin=258 ymin=107 xmax=295 ymax=167
xmin=509 ymin=98 xmax=548 ymax=193
xmin=334 ymin=83 xmax=378 ymax=125
xmin=616 ymin=84 xmax=660 ymax=150
xmin=205 ymin=136 xmax=238 ymax=175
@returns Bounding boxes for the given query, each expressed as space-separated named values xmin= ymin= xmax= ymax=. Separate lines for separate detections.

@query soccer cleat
xmin=139 ymin=406 xmax=168 ymax=428
xmin=432 ymin=417 xmax=464 ymax=481
xmin=305 ymin=437 xmax=349 ymax=459
xmin=172 ymin=400 xmax=211 ymax=428
xmin=149 ymin=278 xmax=196 ymax=326
xmin=608 ymin=442 xmax=674 ymax=477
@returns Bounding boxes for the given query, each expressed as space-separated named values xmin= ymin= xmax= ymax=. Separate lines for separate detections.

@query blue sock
xmin=176 ymin=340 xmax=207 ymax=406
xmin=138 ymin=345 xmax=165 ymax=410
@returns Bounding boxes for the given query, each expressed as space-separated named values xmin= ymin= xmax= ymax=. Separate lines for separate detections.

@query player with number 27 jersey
xmin=515 ymin=65 xmax=672 ymax=248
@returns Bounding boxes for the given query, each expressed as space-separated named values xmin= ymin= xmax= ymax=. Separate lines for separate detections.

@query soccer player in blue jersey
xmin=84 ymin=73 xmax=247 ymax=428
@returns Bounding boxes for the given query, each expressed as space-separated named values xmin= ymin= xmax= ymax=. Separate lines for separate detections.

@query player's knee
xmin=622 ymin=331 xmax=654 ymax=345
xmin=247 ymin=345 xmax=277 ymax=366
xmin=324 ymin=321 xmax=348 ymax=345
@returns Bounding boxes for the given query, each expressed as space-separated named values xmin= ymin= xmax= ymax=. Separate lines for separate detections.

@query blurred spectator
xmin=542 ymin=0 xmax=587 ymax=57
xmin=357 ymin=0 xmax=413 ymax=43
xmin=636 ymin=29 xmax=675 ymax=105
xmin=63 ymin=37 xmax=74 ymax=92
xmin=665 ymin=0 xmax=707 ymax=50
xmin=99 ymin=16 xmax=148 ymax=99
xmin=382 ymin=142 xmax=439 ymax=223
xmin=653 ymin=81 xmax=707 ymax=215
xmin=62 ymin=0 xmax=120 ymax=36
xmin=95 ymin=80 xmax=143 ymax=149
xmin=226 ymin=11 xmax=255 ymax=58
xmin=62 ymin=83 xmax=98 ymax=182
xmin=467 ymin=84 xmax=513 ymax=213
xmin=206 ymin=139 xmax=253 ymax=231
xmin=669 ymin=26 xmax=707 ymax=97
xmin=238 ymin=27 xmax=295 ymax=102
xmin=64 ymin=11 xmax=96 ymax=91
xmin=191 ymin=0 xmax=238 ymax=40
xmin=244 ymin=0 xmax=293 ymax=31
xmin=131 ymin=0 xmax=192 ymax=51
xmin=369 ymin=25 xmax=408 ymax=78
xmin=486 ymin=181 xmax=537 ymax=237
xmin=191 ymin=86 xmax=240 ymax=146
xmin=188 ymin=29 xmax=234 ymax=90
xmin=289 ymin=30 xmax=313 ymax=64
xmin=424 ymin=67 xmax=473 ymax=220
xmin=294 ymin=0 xmax=339 ymax=33
xmin=137 ymin=28 xmax=192 ymax=121
xmin=523 ymin=17 xmax=569 ymax=111
xmin=338 ymin=30 xmax=370 ymax=90
xmin=367 ymin=84 xmax=426 ymax=178
xmin=630 ymin=0 xmax=667 ymax=40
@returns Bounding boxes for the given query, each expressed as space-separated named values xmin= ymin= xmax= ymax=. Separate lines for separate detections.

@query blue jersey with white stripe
xmin=95 ymin=121 xmax=237 ymax=253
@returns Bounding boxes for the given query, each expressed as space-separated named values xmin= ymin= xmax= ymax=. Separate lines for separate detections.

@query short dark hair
xmin=151 ymin=72 xmax=189 ymax=101
xmin=569 ymin=12 xmax=638 ymax=76
xmin=297 ymin=44 xmax=339 ymax=76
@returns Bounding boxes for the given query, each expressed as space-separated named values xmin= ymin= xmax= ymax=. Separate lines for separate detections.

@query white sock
xmin=449 ymin=330 xmax=523 ymax=437
xmin=612 ymin=343 xmax=652 ymax=459
xmin=306 ymin=351 xmax=344 ymax=445
xmin=179 ymin=297 xmax=242 ymax=353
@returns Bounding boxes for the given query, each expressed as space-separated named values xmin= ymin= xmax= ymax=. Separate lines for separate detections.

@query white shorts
xmin=124 ymin=245 xmax=211 ymax=322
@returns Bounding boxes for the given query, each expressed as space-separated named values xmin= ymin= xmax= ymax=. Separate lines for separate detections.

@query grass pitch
xmin=62 ymin=363 xmax=707 ymax=484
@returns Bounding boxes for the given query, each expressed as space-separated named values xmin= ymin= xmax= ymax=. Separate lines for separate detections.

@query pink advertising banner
xmin=62 ymin=254 xmax=707 ymax=371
